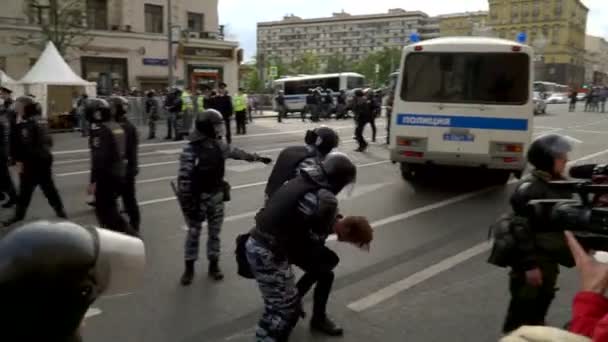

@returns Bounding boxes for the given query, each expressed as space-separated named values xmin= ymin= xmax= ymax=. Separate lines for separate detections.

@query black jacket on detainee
xmin=509 ymin=170 xmax=573 ymax=270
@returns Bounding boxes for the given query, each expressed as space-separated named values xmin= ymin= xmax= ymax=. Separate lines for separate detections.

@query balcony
xmin=182 ymin=29 xmax=225 ymax=41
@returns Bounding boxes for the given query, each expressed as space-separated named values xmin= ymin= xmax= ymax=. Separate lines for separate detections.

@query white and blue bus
xmin=273 ymin=73 xmax=366 ymax=113
xmin=389 ymin=37 xmax=534 ymax=184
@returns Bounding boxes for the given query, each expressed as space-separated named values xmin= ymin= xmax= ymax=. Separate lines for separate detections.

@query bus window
xmin=347 ymin=76 xmax=365 ymax=89
xmin=401 ymin=53 xmax=530 ymax=105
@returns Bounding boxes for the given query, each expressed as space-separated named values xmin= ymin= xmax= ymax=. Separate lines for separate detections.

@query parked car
xmin=533 ymin=95 xmax=547 ymax=115
xmin=546 ymin=93 xmax=568 ymax=104
xmin=577 ymin=93 xmax=587 ymax=101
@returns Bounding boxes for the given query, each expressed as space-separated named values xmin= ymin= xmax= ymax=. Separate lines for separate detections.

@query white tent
xmin=0 ymin=70 xmax=24 ymax=97
xmin=19 ymin=41 xmax=96 ymax=124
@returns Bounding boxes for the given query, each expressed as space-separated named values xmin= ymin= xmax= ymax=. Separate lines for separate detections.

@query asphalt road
xmin=14 ymin=105 xmax=608 ymax=342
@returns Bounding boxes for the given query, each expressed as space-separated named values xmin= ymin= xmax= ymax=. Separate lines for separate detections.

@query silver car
xmin=533 ymin=95 xmax=547 ymax=115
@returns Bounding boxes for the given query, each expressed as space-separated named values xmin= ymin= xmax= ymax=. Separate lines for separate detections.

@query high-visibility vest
xmin=233 ymin=94 xmax=247 ymax=112
xmin=181 ymin=91 xmax=194 ymax=112
xmin=196 ymin=96 xmax=205 ymax=111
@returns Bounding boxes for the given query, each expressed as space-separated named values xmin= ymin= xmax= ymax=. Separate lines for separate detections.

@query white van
xmin=389 ymin=37 xmax=534 ymax=184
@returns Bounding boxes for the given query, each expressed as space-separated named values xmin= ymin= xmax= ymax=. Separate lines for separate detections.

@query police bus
xmin=389 ymin=37 xmax=534 ymax=184
xmin=273 ymin=73 xmax=365 ymax=113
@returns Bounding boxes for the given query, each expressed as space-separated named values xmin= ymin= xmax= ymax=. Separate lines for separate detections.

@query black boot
xmin=208 ymin=260 xmax=224 ymax=281
xmin=56 ymin=208 xmax=67 ymax=219
xmin=310 ymin=316 xmax=344 ymax=336
xmin=180 ymin=260 xmax=195 ymax=286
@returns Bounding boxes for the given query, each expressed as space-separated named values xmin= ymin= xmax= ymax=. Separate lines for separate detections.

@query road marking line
xmin=346 ymin=146 xmax=608 ymax=312
xmin=347 ymin=242 xmax=491 ymax=312
xmin=84 ymin=307 xmax=103 ymax=319
xmin=52 ymin=124 xmax=366 ymax=155
xmin=138 ymin=161 xmax=390 ymax=207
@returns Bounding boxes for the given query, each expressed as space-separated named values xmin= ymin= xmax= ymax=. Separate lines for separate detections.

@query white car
xmin=546 ymin=93 xmax=568 ymax=104
xmin=577 ymin=93 xmax=587 ymax=101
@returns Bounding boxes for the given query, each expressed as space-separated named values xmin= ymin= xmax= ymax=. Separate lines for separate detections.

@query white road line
xmin=138 ymin=161 xmax=390 ymax=207
xmin=573 ymin=129 xmax=608 ymax=135
xmin=346 ymin=146 xmax=608 ymax=312
xmin=52 ymin=124 xmax=362 ymax=155
xmin=55 ymin=136 xmax=388 ymax=178
xmin=347 ymin=242 xmax=491 ymax=312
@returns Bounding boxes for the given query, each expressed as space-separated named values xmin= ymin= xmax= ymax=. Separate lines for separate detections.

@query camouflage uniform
xmin=178 ymin=138 xmax=262 ymax=263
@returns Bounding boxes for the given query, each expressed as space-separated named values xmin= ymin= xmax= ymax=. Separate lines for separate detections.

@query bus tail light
xmin=414 ymin=46 xmax=423 ymax=51
xmin=403 ymin=151 xmax=424 ymax=158
xmin=397 ymin=137 xmax=422 ymax=147
xmin=497 ymin=143 xmax=523 ymax=153
xmin=512 ymin=46 xmax=522 ymax=52
xmin=503 ymin=157 xmax=519 ymax=163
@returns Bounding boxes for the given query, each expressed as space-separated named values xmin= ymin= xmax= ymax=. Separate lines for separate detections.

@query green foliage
xmin=324 ymin=53 xmax=353 ymax=73
xmin=289 ymin=52 xmax=320 ymax=75
xmin=13 ymin=0 xmax=92 ymax=56
xmin=354 ymin=48 xmax=402 ymax=87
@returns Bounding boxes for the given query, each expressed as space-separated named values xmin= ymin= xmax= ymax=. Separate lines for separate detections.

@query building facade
xmin=488 ymin=0 xmax=588 ymax=86
xmin=584 ymin=35 xmax=608 ymax=85
xmin=0 ymin=0 xmax=241 ymax=95
xmin=257 ymin=9 xmax=440 ymax=66
xmin=439 ymin=11 xmax=490 ymax=37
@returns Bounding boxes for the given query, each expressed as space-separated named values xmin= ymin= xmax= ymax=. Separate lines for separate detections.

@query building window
xmin=145 ymin=4 xmax=163 ymax=33
xmin=555 ymin=0 xmax=563 ymax=16
xmin=86 ymin=0 xmax=107 ymax=30
xmin=552 ymin=26 xmax=560 ymax=44
xmin=533 ymin=0 xmax=540 ymax=17
xmin=187 ymin=12 xmax=204 ymax=33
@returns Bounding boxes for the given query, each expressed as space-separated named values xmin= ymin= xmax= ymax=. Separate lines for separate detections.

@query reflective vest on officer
xmin=181 ymin=91 xmax=194 ymax=112
xmin=233 ymin=94 xmax=247 ymax=112
xmin=196 ymin=96 xmax=205 ymax=112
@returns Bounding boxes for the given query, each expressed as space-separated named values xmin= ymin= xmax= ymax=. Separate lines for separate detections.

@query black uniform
xmin=276 ymin=94 xmax=286 ymax=123
xmin=9 ymin=116 xmax=66 ymax=223
xmin=385 ymin=91 xmax=395 ymax=145
xmin=145 ymin=95 xmax=159 ymax=139
xmin=119 ymin=118 xmax=141 ymax=233
xmin=164 ymin=92 xmax=182 ymax=140
xmin=0 ymin=98 xmax=17 ymax=206
xmin=209 ymin=93 xmax=234 ymax=144
xmin=90 ymin=121 xmax=134 ymax=236
xmin=502 ymin=170 xmax=572 ymax=333
xmin=353 ymin=94 xmax=373 ymax=152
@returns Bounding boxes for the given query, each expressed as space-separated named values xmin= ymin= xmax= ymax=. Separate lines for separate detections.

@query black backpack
xmin=487 ymin=213 xmax=528 ymax=268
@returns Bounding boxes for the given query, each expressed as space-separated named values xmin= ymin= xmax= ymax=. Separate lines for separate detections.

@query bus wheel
xmin=400 ymin=163 xmax=423 ymax=182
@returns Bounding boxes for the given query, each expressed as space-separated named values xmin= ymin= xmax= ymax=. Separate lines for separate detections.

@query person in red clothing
xmin=566 ymin=230 xmax=608 ymax=340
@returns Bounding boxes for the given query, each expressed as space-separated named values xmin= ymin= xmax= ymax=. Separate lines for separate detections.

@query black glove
xmin=257 ymin=156 xmax=273 ymax=164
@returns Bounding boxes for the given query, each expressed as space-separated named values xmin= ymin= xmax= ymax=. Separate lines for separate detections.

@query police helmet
xmin=0 ymin=220 xmax=145 ymax=341
xmin=84 ymin=98 xmax=111 ymax=123
xmin=194 ymin=109 xmax=225 ymax=140
xmin=354 ymin=89 xmax=364 ymax=97
xmin=107 ymin=96 xmax=129 ymax=120
xmin=527 ymin=134 xmax=573 ymax=173
xmin=321 ymin=152 xmax=357 ymax=194
xmin=304 ymin=126 xmax=340 ymax=156
xmin=146 ymin=91 xmax=156 ymax=97
xmin=15 ymin=96 xmax=41 ymax=118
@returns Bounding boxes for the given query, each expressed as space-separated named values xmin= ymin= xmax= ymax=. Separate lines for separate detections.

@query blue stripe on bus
xmin=396 ymin=114 xmax=529 ymax=131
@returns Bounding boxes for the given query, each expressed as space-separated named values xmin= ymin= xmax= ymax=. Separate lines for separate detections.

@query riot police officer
xmin=0 ymin=86 xmax=17 ymax=207
xmin=108 ymin=96 xmax=141 ymax=233
xmin=86 ymin=98 xmax=134 ymax=236
xmin=502 ymin=134 xmax=574 ymax=333
xmin=145 ymin=91 xmax=159 ymax=140
xmin=264 ymin=126 xmax=339 ymax=201
xmin=353 ymin=89 xmax=374 ymax=152
xmin=246 ymin=153 xmax=373 ymax=341
xmin=4 ymin=96 xmax=66 ymax=226
xmin=164 ymin=88 xmax=182 ymax=140
xmin=0 ymin=220 xmax=145 ymax=342
xmin=178 ymin=109 xmax=272 ymax=285
xmin=385 ymin=89 xmax=395 ymax=145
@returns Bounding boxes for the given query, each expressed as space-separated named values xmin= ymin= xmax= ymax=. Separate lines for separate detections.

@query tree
xmin=290 ymin=52 xmax=320 ymax=75
xmin=13 ymin=0 xmax=91 ymax=56
xmin=354 ymin=48 xmax=402 ymax=87
xmin=324 ymin=53 xmax=353 ymax=73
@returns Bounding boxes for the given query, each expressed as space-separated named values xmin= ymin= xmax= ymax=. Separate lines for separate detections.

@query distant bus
xmin=390 ymin=37 xmax=534 ymax=184
xmin=533 ymin=81 xmax=569 ymax=96
xmin=272 ymin=73 xmax=366 ymax=113
xmin=388 ymin=71 xmax=399 ymax=89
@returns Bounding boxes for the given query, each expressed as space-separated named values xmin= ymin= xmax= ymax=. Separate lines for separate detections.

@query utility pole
xmin=167 ymin=0 xmax=173 ymax=87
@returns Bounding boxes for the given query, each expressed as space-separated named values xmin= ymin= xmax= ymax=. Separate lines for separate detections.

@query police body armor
xmin=106 ymin=121 xmax=127 ymax=181
xmin=264 ymin=146 xmax=315 ymax=199
xmin=191 ymin=139 xmax=225 ymax=194
xmin=253 ymin=174 xmax=330 ymax=255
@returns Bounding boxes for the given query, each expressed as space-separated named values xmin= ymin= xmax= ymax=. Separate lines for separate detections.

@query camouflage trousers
xmin=246 ymin=237 xmax=300 ymax=342
xmin=184 ymin=191 xmax=225 ymax=262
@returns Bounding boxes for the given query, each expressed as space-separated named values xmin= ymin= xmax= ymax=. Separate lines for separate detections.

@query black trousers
xmin=120 ymin=176 xmax=141 ymax=233
xmin=386 ymin=112 xmax=392 ymax=144
xmin=503 ymin=263 xmax=559 ymax=333
xmin=224 ymin=117 xmax=232 ymax=144
xmin=355 ymin=119 xmax=370 ymax=150
xmin=15 ymin=165 xmax=65 ymax=220
xmin=370 ymin=116 xmax=377 ymax=142
xmin=0 ymin=161 xmax=16 ymax=203
xmin=166 ymin=114 xmax=175 ymax=139
xmin=235 ymin=110 xmax=247 ymax=135
xmin=291 ymin=245 xmax=340 ymax=319
xmin=95 ymin=179 xmax=133 ymax=235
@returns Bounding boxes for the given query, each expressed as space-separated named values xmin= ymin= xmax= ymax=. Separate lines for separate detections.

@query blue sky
xmin=219 ymin=0 xmax=608 ymax=61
